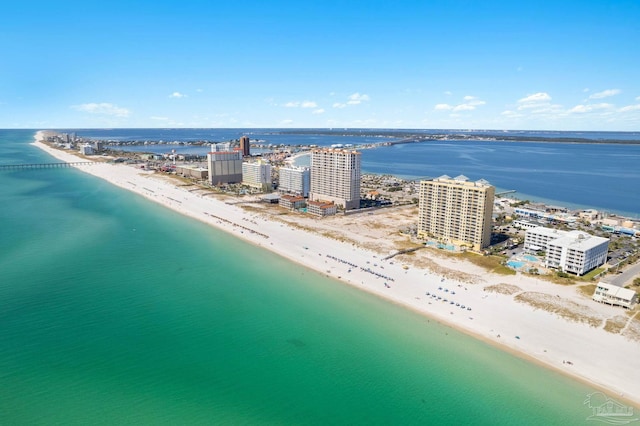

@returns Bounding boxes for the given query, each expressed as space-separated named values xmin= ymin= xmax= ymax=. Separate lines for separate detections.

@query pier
xmin=0 ymin=162 xmax=96 ymax=171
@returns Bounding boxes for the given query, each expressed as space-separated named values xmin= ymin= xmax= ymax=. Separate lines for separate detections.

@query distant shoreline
xmin=265 ymin=129 xmax=640 ymax=145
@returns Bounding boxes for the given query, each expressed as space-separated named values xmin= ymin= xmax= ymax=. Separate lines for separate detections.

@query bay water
xmin=0 ymin=130 xmax=628 ymax=424
xmin=73 ymin=128 xmax=640 ymax=218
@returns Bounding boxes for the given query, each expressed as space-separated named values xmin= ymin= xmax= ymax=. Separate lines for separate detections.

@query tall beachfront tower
xmin=417 ymin=175 xmax=495 ymax=251
xmin=309 ymin=148 xmax=361 ymax=210
xmin=239 ymin=135 xmax=251 ymax=157
xmin=278 ymin=165 xmax=310 ymax=197
xmin=242 ymin=160 xmax=272 ymax=191
xmin=207 ymin=151 xmax=243 ymax=185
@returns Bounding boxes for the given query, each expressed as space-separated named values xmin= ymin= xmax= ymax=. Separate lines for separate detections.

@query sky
xmin=1 ymin=0 xmax=639 ymax=131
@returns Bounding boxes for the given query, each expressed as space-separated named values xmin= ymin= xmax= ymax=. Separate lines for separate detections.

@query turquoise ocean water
xmin=0 ymin=130 xmax=627 ymax=425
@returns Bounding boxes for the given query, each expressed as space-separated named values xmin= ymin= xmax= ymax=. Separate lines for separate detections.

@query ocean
xmin=0 ymin=129 xmax=632 ymax=425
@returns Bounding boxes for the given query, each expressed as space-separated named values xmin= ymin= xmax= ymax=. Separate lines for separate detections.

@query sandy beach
xmin=32 ymin=131 xmax=640 ymax=407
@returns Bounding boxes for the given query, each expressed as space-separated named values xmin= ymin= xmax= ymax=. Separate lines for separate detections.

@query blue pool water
xmin=507 ymin=260 xmax=525 ymax=269
xmin=523 ymin=255 xmax=538 ymax=262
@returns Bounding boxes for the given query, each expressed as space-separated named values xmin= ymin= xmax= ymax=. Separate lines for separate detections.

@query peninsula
xmin=32 ymin=130 xmax=640 ymax=408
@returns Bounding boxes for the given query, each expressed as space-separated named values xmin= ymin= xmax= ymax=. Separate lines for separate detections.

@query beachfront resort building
xmin=240 ymin=135 xmax=251 ymax=157
xmin=523 ymin=227 xmax=566 ymax=252
xmin=207 ymin=151 xmax=243 ymax=185
xmin=79 ymin=143 xmax=94 ymax=155
xmin=417 ymin=175 xmax=495 ymax=251
xmin=592 ymin=282 xmax=636 ymax=309
xmin=278 ymin=166 xmax=310 ymax=197
xmin=309 ymin=149 xmax=361 ymax=210
xmin=307 ymin=200 xmax=338 ymax=217
xmin=525 ymin=227 xmax=609 ymax=276
xmin=211 ymin=142 xmax=232 ymax=152
xmin=175 ymin=165 xmax=208 ymax=180
xmin=242 ymin=160 xmax=272 ymax=191
xmin=279 ymin=194 xmax=306 ymax=211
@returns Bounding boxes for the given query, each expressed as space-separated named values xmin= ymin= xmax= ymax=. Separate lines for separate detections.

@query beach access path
xmin=32 ymin=132 xmax=640 ymax=408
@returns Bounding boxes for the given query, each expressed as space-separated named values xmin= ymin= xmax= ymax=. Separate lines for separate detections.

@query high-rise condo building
xmin=309 ymin=149 xmax=361 ymax=210
xmin=211 ymin=142 xmax=231 ymax=152
xmin=239 ymin=136 xmax=251 ymax=157
xmin=417 ymin=175 xmax=495 ymax=251
xmin=242 ymin=160 xmax=272 ymax=191
xmin=278 ymin=165 xmax=310 ymax=197
xmin=207 ymin=151 xmax=243 ymax=185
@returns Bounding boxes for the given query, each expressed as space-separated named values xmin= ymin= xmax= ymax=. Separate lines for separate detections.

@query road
xmin=603 ymin=261 xmax=640 ymax=287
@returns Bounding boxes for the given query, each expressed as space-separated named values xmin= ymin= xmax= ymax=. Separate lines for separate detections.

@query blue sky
xmin=1 ymin=0 xmax=639 ymax=130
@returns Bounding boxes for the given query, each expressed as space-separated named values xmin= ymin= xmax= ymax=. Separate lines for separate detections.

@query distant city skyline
xmin=1 ymin=1 xmax=639 ymax=131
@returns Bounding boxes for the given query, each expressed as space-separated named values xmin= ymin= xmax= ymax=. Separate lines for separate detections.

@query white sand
xmin=32 ymin=131 xmax=640 ymax=406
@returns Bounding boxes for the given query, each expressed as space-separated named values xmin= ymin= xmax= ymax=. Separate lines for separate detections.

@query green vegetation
xmin=581 ymin=267 xmax=605 ymax=281
xmin=460 ymin=252 xmax=516 ymax=275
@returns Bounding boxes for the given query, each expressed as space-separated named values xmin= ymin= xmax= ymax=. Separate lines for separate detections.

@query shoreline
xmin=31 ymin=131 xmax=640 ymax=409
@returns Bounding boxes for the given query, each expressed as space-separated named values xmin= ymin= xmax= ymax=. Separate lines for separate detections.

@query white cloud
xmin=518 ymin=92 xmax=552 ymax=104
xmin=583 ymin=88 xmax=590 ymax=93
xmin=434 ymin=103 xmax=453 ymax=110
xmin=569 ymin=103 xmax=613 ymax=113
xmin=463 ymin=96 xmax=486 ymax=106
xmin=169 ymin=92 xmax=187 ymax=98
xmin=453 ymin=104 xmax=475 ymax=112
xmin=332 ymin=102 xmax=347 ymax=109
xmin=636 ymin=96 xmax=640 ymax=101
xmin=284 ymin=100 xmax=318 ymax=108
xmin=280 ymin=119 xmax=294 ymax=125
xmin=150 ymin=116 xmax=169 ymax=121
xmin=619 ymin=104 xmax=640 ymax=112
xmin=72 ymin=102 xmax=130 ymax=117
xmin=444 ymin=91 xmax=452 ymax=96
xmin=589 ymin=89 xmax=621 ymax=99
xmin=516 ymin=92 xmax=553 ymax=110
xmin=347 ymin=92 xmax=370 ymax=105
xmin=312 ymin=108 xmax=325 ymax=114
xmin=434 ymin=96 xmax=485 ymax=112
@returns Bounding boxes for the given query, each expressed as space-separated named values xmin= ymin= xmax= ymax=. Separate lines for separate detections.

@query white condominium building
xmin=547 ymin=230 xmax=609 ymax=276
xmin=242 ymin=160 xmax=272 ymax=191
xmin=417 ymin=175 xmax=495 ymax=251
xmin=278 ymin=165 xmax=310 ymax=197
xmin=525 ymin=227 xmax=609 ymax=276
xmin=211 ymin=142 xmax=232 ymax=152
xmin=523 ymin=226 xmax=566 ymax=252
xmin=309 ymin=149 xmax=361 ymax=210
xmin=207 ymin=151 xmax=243 ymax=185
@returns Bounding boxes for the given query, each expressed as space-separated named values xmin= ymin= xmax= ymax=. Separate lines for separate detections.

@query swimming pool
xmin=507 ymin=260 xmax=525 ymax=269
xmin=523 ymin=255 xmax=538 ymax=262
